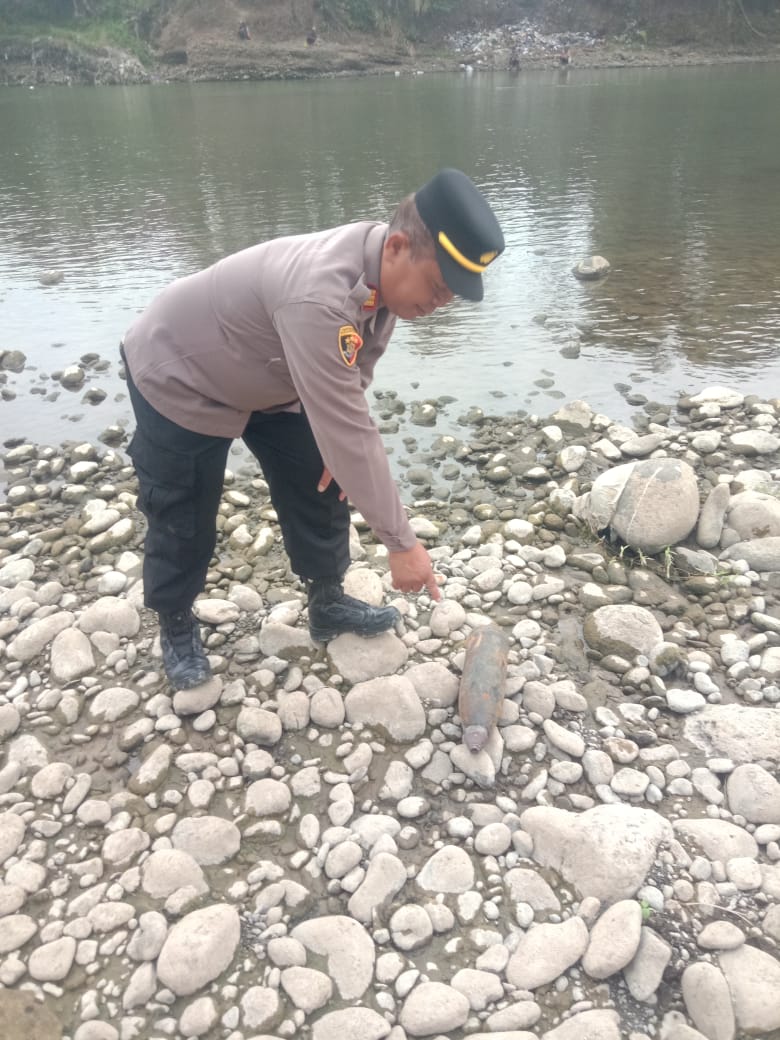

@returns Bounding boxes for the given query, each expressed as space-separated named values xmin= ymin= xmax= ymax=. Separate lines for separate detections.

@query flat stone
xmin=506 ymin=916 xmax=589 ymax=990
xmin=697 ymin=921 xmax=745 ymax=950
xmin=582 ymin=899 xmax=643 ymax=978
xmin=347 ymin=852 xmax=407 ymax=924
xmin=344 ymin=675 xmax=425 ymax=742
xmin=719 ymin=943 xmax=780 ymax=1034
xmin=681 ymin=961 xmax=735 ymax=1040
xmin=623 ymin=926 xmax=672 ymax=1002
xmin=291 ymin=915 xmax=374 ymax=1000
xmin=673 ymin=819 xmax=758 ymax=861
xmin=28 ymin=936 xmax=77 ymax=982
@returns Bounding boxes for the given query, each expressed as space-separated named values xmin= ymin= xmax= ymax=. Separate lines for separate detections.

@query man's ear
xmin=384 ymin=231 xmax=410 ymax=258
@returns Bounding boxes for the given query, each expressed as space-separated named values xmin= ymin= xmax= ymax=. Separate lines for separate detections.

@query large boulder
xmin=574 ymin=458 xmax=700 ymax=554
xmin=520 ymin=804 xmax=672 ymax=903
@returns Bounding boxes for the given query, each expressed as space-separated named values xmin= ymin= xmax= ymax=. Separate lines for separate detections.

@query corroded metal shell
xmin=458 ymin=623 xmax=509 ymax=753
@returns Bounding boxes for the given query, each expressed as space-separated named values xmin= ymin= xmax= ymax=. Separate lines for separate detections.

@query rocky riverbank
xmin=2 ymin=381 xmax=780 ymax=1040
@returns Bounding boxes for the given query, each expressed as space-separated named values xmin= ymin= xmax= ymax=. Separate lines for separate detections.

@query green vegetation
xmin=639 ymin=897 xmax=654 ymax=921
xmin=0 ymin=0 xmax=162 ymax=60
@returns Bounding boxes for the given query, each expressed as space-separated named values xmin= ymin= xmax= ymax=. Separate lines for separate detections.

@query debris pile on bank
xmin=1 ymin=384 xmax=780 ymax=1039
xmin=448 ymin=20 xmax=602 ymax=69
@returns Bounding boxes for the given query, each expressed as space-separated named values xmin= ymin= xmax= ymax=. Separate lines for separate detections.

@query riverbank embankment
xmin=2 ymin=17 xmax=780 ymax=87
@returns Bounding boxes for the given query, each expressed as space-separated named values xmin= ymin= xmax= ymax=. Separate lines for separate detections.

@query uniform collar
xmin=360 ymin=223 xmax=387 ymax=333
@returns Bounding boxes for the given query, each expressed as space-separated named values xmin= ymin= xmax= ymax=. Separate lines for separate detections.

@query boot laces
xmin=163 ymin=610 xmax=197 ymax=649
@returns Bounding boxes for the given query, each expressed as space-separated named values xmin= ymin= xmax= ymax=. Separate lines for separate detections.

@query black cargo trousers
xmin=122 ymin=354 xmax=351 ymax=616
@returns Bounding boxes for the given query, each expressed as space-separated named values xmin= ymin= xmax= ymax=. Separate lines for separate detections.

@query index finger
xmin=426 ymin=569 xmax=442 ymax=602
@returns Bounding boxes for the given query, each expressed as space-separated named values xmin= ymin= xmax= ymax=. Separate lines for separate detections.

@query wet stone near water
xmin=1 ymin=385 xmax=780 ymax=1038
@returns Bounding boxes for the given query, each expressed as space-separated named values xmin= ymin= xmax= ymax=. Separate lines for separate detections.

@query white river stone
xmin=128 ymin=743 xmax=172 ymax=795
xmin=521 ymin=804 xmax=672 ymax=902
xmin=542 ymin=1009 xmax=621 ymax=1040
xmin=344 ymin=675 xmax=425 ymax=741
xmin=88 ymin=686 xmax=140 ymax=722
xmin=506 ymin=916 xmax=589 ymax=990
xmin=719 ymin=943 xmax=780 ymax=1035
xmin=102 ymin=827 xmax=150 ymax=868
xmin=416 ymin=844 xmax=475 ymax=893
xmin=141 ymin=849 xmax=208 ymax=899
xmin=582 ymin=900 xmax=643 ymax=979
xmin=312 ymin=1007 xmax=391 ymax=1040
xmin=681 ymin=961 xmax=735 ymax=1040
xmin=347 ymin=851 xmax=407 ymax=924
xmin=399 ymin=981 xmax=470 ymax=1037
xmin=0 ymin=813 xmax=26 ymax=866
xmin=623 ymin=926 xmax=673 ymax=1002
xmin=673 ymin=819 xmax=758 ymax=861
xmin=685 ymin=705 xmax=780 ymax=763
xmin=291 ymin=915 xmax=375 ymax=999
xmin=280 ymin=965 xmax=333 ymax=1013
xmin=240 ymin=986 xmax=280 ymax=1031
xmin=245 ymin=777 xmax=292 ymax=816
xmin=6 ymin=611 xmax=75 ymax=663
xmin=404 ymin=660 xmax=459 ymax=707
xmin=171 ymin=816 xmax=241 ymax=865
xmin=31 ymin=761 xmax=73 ymax=799
xmin=0 ymin=915 xmax=37 ymax=954
xmin=725 ymin=763 xmax=780 ymax=824
xmin=50 ymin=627 xmax=95 ymax=682
xmin=156 ymin=903 xmax=240 ymax=997
xmin=327 ymin=630 xmax=409 ymax=684
xmin=78 ymin=596 xmax=140 ymax=636
xmin=450 ymin=967 xmax=504 ymax=1010
xmin=389 ymin=903 xmax=433 ymax=951
xmin=127 ymin=911 xmax=168 ymax=961
xmin=178 ymin=996 xmax=217 ymax=1037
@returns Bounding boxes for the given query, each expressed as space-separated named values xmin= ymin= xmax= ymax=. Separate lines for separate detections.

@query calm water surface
xmin=1 ymin=64 xmax=779 ymax=454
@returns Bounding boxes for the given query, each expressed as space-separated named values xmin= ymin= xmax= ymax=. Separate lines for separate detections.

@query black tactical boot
xmin=308 ymin=577 xmax=400 ymax=642
xmin=159 ymin=609 xmax=211 ymax=690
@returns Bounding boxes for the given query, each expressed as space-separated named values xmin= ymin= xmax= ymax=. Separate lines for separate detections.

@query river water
xmin=1 ymin=63 xmax=779 ymax=455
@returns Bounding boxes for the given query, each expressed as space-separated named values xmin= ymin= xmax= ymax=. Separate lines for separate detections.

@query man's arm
xmin=274 ymin=301 xmax=417 ymax=551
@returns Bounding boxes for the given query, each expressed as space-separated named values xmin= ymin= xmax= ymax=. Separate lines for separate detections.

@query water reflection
xmin=0 ymin=64 xmax=779 ymax=449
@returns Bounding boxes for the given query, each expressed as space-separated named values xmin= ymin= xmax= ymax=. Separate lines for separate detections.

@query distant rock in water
xmin=37 ymin=270 xmax=64 ymax=286
xmin=0 ymin=350 xmax=27 ymax=373
xmin=572 ymin=256 xmax=610 ymax=281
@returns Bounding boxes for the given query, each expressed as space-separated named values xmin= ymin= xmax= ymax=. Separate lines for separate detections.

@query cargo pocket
xmin=128 ymin=431 xmax=197 ymax=540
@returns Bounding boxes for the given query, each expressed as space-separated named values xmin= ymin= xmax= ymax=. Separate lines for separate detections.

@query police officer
xmin=121 ymin=168 xmax=504 ymax=690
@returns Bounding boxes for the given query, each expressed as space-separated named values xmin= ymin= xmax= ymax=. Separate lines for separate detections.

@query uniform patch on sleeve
xmin=338 ymin=325 xmax=364 ymax=367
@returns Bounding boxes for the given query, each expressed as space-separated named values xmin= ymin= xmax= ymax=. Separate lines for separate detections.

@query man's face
xmin=379 ymin=233 xmax=455 ymax=320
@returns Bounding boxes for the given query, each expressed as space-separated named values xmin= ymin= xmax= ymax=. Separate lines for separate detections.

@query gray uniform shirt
xmin=122 ymin=221 xmax=418 ymax=552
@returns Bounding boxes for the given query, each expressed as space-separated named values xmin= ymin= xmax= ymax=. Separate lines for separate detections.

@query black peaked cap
xmin=414 ymin=168 xmax=505 ymax=302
